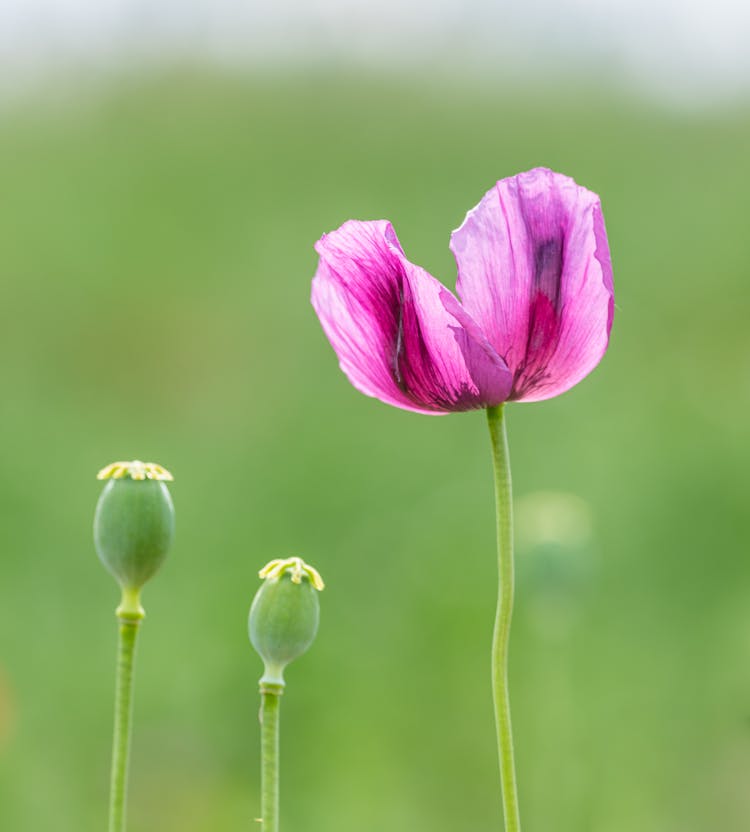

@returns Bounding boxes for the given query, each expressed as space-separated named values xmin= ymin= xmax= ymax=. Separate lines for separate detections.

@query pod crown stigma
xmin=259 ymin=557 xmax=325 ymax=591
xmin=97 ymin=460 xmax=174 ymax=482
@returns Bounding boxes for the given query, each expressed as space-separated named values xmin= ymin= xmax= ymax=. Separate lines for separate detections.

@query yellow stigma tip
xmin=258 ymin=557 xmax=325 ymax=591
xmin=97 ymin=460 xmax=174 ymax=482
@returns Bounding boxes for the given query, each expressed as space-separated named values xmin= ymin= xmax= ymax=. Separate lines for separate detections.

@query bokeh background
xmin=1 ymin=3 xmax=749 ymax=831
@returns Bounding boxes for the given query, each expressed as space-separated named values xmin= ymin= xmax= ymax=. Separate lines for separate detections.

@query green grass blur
xmin=0 ymin=69 xmax=748 ymax=832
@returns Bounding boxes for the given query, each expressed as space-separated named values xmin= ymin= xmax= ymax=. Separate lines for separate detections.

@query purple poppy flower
xmin=312 ymin=168 xmax=613 ymax=413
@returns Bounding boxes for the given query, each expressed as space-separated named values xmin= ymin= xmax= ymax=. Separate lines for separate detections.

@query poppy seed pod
xmin=94 ymin=461 xmax=175 ymax=603
xmin=249 ymin=557 xmax=324 ymax=689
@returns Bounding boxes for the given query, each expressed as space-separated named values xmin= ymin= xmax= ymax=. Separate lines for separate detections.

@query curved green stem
xmin=108 ymin=606 xmax=142 ymax=832
xmin=486 ymin=404 xmax=521 ymax=832
xmin=260 ymin=687 xmax=282 ymax=832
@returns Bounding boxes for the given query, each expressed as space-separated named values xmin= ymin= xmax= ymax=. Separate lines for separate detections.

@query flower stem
xmin=260 ymin=686 xmax=282 ymax=832
xmin=486 ymin=404 xmax=521 ymax=832
xmin=108 ymin=606 xmax=142 ymax=832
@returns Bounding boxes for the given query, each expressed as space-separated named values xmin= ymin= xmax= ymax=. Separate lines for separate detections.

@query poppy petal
xmin=451 ymin=168 xmax=614 ymax=402
xmin=313 ymin=220 xmax=512 ymax=413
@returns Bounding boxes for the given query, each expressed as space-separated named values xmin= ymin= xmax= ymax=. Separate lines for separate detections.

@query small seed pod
xmin=94 ymin=461 xmax=175 ymax=605
xmin=249 ymin=557 xmax=324 ymax=688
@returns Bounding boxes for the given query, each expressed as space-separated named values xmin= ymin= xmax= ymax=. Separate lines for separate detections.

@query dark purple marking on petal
xmin=511 ymin=235 xmax=565 ymax=398
xmin=533 ymin=237 xmax=563 ymax=309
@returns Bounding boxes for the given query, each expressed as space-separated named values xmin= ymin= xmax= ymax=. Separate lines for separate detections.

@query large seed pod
xmin=94 ymin=461 xmax=175 ymax=592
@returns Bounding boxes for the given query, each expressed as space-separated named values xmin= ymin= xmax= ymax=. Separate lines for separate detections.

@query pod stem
xmin=486 ymin=404 xmax=521 ymax=832
xmin=108 ymin=593 xmax=143 ymax=832
xmin=259 ymin=685 xmax=282 ymax=832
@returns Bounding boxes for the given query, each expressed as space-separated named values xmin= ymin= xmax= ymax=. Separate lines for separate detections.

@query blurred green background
xmin=0 ymin=70 xmax=748 ymax=832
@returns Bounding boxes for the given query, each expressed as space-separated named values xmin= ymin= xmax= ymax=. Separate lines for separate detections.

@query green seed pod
xmin=249 ymin=557 xmax=324 ymax=689
xmin=94 ymin=461 xmax=175 ymax=608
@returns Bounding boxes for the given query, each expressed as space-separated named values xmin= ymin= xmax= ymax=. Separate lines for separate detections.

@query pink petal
xmin=312 ymin=220 xmax=512 ymax=413
xmin=450 ymin=168 xmax=614 ymax=402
